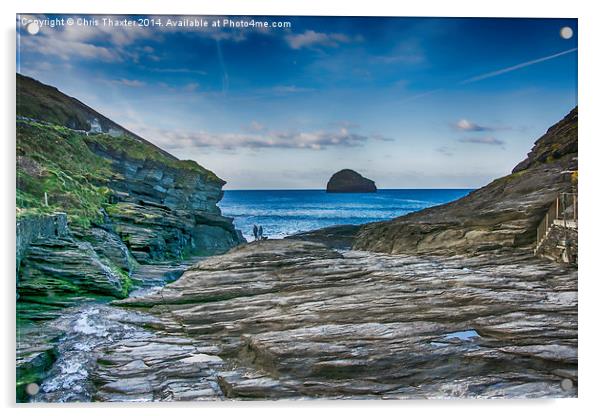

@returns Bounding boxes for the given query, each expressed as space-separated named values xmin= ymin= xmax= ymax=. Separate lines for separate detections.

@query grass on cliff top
xmin=17 ymin=74 xmax=222 ymax=184
xmin=17 ymin=73 xmax=92 ymax=130
xmin=17 ymin=121 xmax=114 ymax=227
xmin=87 ymin=131 xmax=222 ymax=184
xmin=16 ymin=120 xmax=222 ymax=228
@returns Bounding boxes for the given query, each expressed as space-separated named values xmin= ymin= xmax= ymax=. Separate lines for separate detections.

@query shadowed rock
xmin=353 ymin=108 xmax=578 ymax=255
xmin=286 ymin=224 xmax=360 ymax=249
xmin=326 ymin=169 xmax=377 ymax=193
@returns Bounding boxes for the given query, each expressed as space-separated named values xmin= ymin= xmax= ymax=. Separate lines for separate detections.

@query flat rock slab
xmin=112 ymin=239 xmax=577 ymax=399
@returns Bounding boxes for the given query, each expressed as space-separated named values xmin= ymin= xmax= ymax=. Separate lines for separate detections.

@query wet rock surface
xmin=106 ymin=239 xmax=578 ymax=400
xmin=17 ymin=261 xmax=224 ymax=403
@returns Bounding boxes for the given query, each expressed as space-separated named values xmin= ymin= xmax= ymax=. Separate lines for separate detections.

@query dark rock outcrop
xmin=108 ymin=240 xmax=576 ymax=399
xmin=353 ymin=108 xmax=578 ymax=255
xmin=326 ymin=169 xmax=377 ymax=193
xmin=16 ymin=74 xmax=244 ymax=320
xmin=16 ymin=213 xmax=68 ymax=275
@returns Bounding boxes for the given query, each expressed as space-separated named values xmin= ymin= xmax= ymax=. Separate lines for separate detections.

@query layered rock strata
xmin=109 ymin=240 xmax=577 ymax=400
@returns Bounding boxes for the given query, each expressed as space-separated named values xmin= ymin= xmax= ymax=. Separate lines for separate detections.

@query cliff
xmin=353 ymin=108 xmax=578 ymax=255
xmin=16 ymin=74 xmax=244 ymax=320
xmin=326 ymin=169 xmax=377 ymax=193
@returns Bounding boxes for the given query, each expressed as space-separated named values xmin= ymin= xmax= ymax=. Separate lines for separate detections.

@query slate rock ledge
xmin=112 ymin=240 xmax=577 ymax=400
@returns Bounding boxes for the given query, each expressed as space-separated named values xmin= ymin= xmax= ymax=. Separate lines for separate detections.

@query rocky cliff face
xmin=354 ymin=108 xmax=578 ymax=255
xmin=16 ymin=74 xmax=244 ymax=320
xmin=326 ymin=169 xmax=377 ymax=193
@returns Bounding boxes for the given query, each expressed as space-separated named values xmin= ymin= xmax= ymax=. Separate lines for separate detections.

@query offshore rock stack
xmin=326 ymin=169 xmax=377 ymax=193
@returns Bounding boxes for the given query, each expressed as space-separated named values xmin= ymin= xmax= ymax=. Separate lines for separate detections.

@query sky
xmin=17 ymin=15 xmax=578 ymax=189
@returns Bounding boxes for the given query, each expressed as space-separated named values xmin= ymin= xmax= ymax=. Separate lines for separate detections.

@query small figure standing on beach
xmin=258 ymin=225 xmax=264 ymax=241
xmin=253 ymin=224 xmax=258 ymax=241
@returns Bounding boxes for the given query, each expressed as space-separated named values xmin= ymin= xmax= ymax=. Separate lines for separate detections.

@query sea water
xmin=220 ymin=189 xmax=472 ymax=241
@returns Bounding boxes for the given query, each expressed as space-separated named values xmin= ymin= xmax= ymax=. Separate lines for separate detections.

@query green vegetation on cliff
xmin=16 ymin=73 xmax=222 ymax=230
xmin=87 ymin=130 xmax=222 ymax=185
xmin=17 ymin=122 xmax=113 ymax=227
xmin=17 ymin=120 xmax=221 ymax=227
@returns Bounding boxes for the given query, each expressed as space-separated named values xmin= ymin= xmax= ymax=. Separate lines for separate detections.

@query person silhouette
xmin=258 ymin=225 xmax=264 ymax=241
xmin=253 ymin=224 xmax=258 ymax=241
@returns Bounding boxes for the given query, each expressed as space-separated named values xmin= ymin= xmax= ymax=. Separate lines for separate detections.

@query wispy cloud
xmin=397 ymin=88 xmax=443 ymax=104
xmin=395 ymin=48 xmax=577 ymax=105
xmin=460 ymin=48 xmax=577 ymax=84
xmin=459 ymin=136 xmax=504 ymax=146
xmin=182 ymin=82 xmax=199 ymax=92
xmin=243 ymin=121 xmax=266 ymax=133
xmin=133 ymin=125 xmax=392 ymax=151
xmin=271 ymin=85 xmax=315 ymax=94
xmin=19 ymin=14 xmax=156 ymax=62
xmin=330 ymin=120 xmax=360 ymax=129
xmin=285 ymin=30 xmax=362 ymax=49
xmin=109 ymin=78 xmax=146 ymax=88
xmin=374 ymin=54 xmax=424 ymax=64
xmin=454 ymin=119 xmax=492 ymax=132
xmin=21 ymin=35 xmax=120 ymax=61
xmin=145 ymin=67 xmax=208 ymax=76
xmin=18 ymin=14 xmax=254 ymax=64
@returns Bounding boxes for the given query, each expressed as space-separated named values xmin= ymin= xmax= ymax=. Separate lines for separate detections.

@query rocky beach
xmin=16 ymin=75 xmax=578 ymax=402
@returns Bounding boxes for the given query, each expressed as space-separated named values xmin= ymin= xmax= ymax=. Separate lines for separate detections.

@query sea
xmin=219 ymin=189 xmax=472 ymax=241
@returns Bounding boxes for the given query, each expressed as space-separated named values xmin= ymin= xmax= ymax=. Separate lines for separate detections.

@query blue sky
xmin=17 ymin=15 xmax=577 ymax=189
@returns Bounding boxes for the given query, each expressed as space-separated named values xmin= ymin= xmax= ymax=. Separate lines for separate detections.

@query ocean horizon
xmin=220 ymin=189 xmax=473 ymax=241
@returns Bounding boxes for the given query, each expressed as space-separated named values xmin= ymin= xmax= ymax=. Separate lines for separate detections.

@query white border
xmin=2 ymin=1 xmax=600 ymax=415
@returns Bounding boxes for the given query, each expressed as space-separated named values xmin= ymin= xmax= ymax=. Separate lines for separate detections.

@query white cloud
xmin=21 ymin=35 xmax=120 ymax=61
xmin=285 ymin=30 xmax=361 ymax=49
xmin=133 ymin=124 xmax=392 ymax=151
xmin=110 ymin=78 xmax=146 ymax=88
xmin=455 ymin=119 xmax=492 ymax=132
xmin=18 ymin=14 xmax=158 ymax=63
xmin=18 ymin=14 xmax=229 ymax=63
